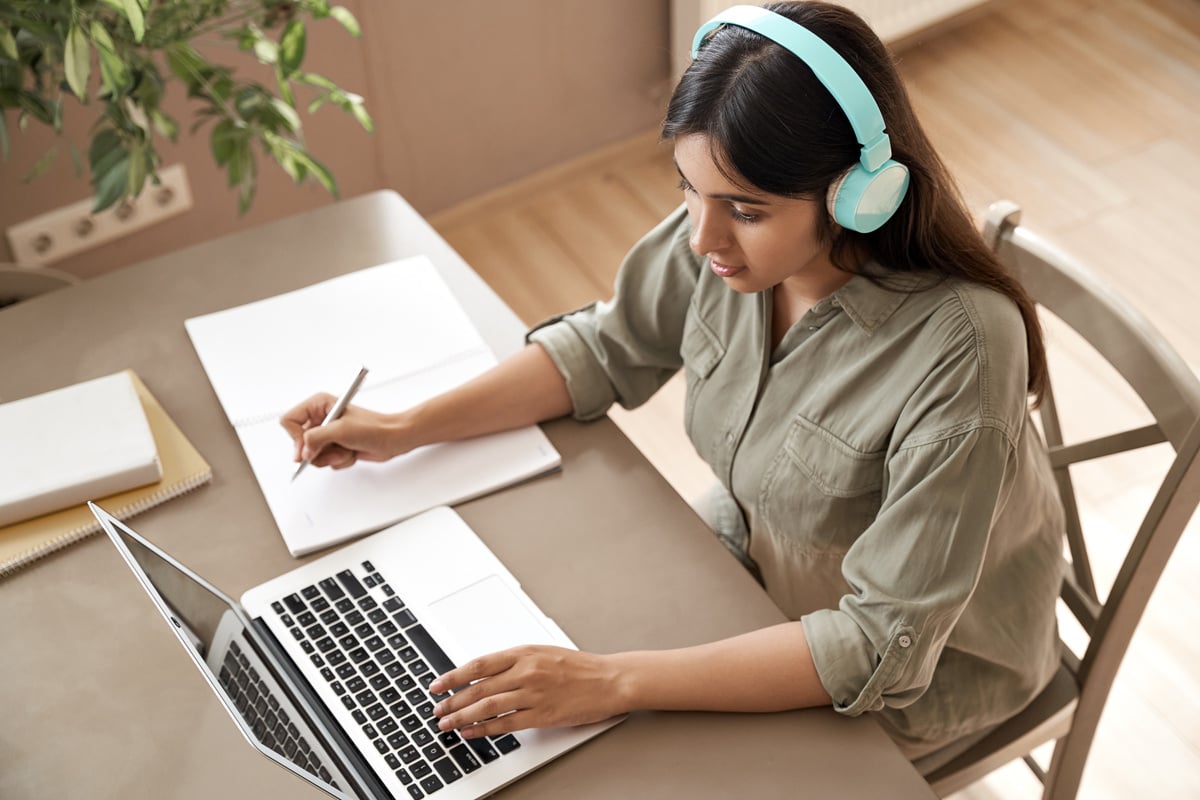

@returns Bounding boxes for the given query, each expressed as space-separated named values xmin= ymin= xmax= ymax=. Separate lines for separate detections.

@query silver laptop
xmin=91 ymin=502 xmax=621 ymax=800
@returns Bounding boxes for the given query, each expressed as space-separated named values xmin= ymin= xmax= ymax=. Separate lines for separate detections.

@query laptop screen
xmin=94 ymin=505 xmax=352 ymax=799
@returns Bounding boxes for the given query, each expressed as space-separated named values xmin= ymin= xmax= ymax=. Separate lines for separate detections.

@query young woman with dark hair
xmin=282 ymin=1 xmax=1065 ymax=765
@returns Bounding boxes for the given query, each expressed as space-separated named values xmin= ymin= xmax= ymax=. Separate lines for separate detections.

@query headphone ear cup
xmin=827 ymin=160 xmax=911 ymax=233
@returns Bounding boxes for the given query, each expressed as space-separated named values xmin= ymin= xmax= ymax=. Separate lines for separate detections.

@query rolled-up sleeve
xmin=801 ymin=424 xmax=1017 ymax=714
xmin=526 ymin=205 xmax=699 ymax=420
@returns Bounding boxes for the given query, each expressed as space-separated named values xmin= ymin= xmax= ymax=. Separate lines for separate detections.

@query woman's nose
xmin=689 ymin=204 xmax=729 ymax=256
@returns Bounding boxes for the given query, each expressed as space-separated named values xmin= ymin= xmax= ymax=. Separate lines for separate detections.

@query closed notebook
xmin=0 ymin=370 xmax=212 ymax=577
xmin=0 ymin=371 xmax=162 ymax=527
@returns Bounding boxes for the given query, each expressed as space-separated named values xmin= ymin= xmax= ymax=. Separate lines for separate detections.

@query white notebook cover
xmin=0 ymin=372 xmax=163 ymax=527
xmin=185 ymin=257 xmax=562 ymax=556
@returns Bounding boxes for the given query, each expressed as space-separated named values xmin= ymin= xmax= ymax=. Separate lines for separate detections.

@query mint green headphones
xmin=691 ymin=5 xmax=910 ymax=233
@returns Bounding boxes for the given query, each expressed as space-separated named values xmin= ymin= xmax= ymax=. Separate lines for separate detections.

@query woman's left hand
xmin=429 ymin=645 xmax=626 ymax=738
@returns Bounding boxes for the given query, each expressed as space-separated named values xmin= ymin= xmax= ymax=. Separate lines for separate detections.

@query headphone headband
xmin=689 ymin=4 xmax=909 ymax=233
xmin=691 ymin=5 xmax=891 ymax=172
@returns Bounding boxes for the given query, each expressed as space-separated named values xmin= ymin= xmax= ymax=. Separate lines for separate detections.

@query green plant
xmin=0 ymin=0 xmax=372 ymax=213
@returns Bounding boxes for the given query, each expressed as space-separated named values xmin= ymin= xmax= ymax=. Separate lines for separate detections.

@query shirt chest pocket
xmin=758 ymin=415 xmax=886 ymax=554
xmin=679 ymin=312 xmax=726 ymax=460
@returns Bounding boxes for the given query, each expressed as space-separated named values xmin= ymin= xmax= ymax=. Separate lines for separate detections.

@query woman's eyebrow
xmin=673 ymin=158 xmax=770 ymax=206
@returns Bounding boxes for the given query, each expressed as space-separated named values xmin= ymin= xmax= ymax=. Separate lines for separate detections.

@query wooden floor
xmin=430 ymin=0 xmax=1200 ymax=796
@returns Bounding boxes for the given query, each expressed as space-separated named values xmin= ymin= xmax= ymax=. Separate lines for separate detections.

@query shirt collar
xmin=823 ymin=266 xmax=938 ymax=336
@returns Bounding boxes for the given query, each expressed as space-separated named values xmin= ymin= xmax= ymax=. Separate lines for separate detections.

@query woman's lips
xmin=709 ymin=259 xmax=745 ymax=278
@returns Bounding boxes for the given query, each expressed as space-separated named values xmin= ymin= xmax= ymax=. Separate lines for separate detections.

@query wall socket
xmin=6 ymin=163 xmax=193 ymax=266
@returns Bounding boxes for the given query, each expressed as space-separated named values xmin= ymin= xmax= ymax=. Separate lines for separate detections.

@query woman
xmin=281 ymin=1 xmax=1065 ymax=765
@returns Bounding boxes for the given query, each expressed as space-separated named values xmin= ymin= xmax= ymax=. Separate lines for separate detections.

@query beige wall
xmin=0 ymin=1 xmax=670 ymax=279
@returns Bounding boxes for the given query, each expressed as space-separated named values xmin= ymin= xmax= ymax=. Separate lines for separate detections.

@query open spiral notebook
xmin=184 ymin=257 xmax=562 ymax=557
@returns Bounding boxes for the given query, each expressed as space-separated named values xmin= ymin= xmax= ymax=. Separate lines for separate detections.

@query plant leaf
xmin=329 ymin=6 xmax=361 ymax=37
xmin=91 ymin=22 xmax=131 ymax=96
xmin=150 ymin=110 xmax=178 ymax=141
xmin=24 ymin=144 xmax=57 ymax=182
xmin=279 ymin=20 xmax=306 ymax=78
xmin=253 ymin=37 xmax=278 ymax=66
xmin=0 ymin=27 xmax=17 ymax=61
xmin=294 ymin=150 xmax=338 ymax=196
xmin=64 ymin=24 xmax=91 ymax=100
xmin=126 ymin=139 xmax=148 ymax=195
xmin=210 ymin=118 xmax=241 ymax=166
xmin=121 ymin=0 xmax=146 ymax=43
xmin=0 ymin=111 xmax=9 ymax=161
xmin=92 ymin=152 xmax=130 ymax=212
xmin=350 ymin=101 xmax=373 ymax=133
xmin=268 ymin=97 xmax=301 ymax=132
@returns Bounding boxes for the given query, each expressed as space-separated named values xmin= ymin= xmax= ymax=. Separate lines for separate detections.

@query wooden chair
xmin=922 ymin=201 xmax=1200 ymax=798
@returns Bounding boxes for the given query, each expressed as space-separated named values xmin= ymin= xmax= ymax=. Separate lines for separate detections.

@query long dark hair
xmin=662 ymin=1 xmax=1048 ymax=404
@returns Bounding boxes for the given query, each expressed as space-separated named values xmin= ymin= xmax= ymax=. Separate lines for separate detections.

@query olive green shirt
xmin=528 ymin=205 xmax=1065 ymax=752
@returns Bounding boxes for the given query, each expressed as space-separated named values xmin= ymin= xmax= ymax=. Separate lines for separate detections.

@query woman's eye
xmin=731 ymin=207 xmax=759 ymax=223
xmin=677 ymin=178 xmax=695 ymax=193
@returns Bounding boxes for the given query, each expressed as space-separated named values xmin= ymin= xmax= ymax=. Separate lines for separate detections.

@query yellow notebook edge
xmin=0 ymin=370 xmax=212 ymax=579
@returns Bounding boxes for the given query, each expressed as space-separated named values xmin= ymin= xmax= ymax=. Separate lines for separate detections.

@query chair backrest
xmin=924 ymin=201 xmax=1200 ymax=798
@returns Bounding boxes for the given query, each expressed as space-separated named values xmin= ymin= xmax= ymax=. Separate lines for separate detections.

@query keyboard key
xmin=448 ymin=744 xmax=481 ymax=773
xmin=336 ymin=570 xmax=366 ymax=598
xmin=284 ymin=594 xmax=305 ymax=614
xmin=494 ymin=734 xmax=521 ymax=754
xmin=419 ymin=774 xmax=443 ymax=795
xmin=394 ymin=765 xmax=412 ymax=784
xmin=433 ymin=756 xmax=463 ymax=784
xmin=421 ymin=743 xmax=445 ymax=762
xmin=335 ymin=598 xmax=354 ymax=613
xmin=398 ymin=745 xmax=421 ymax=764
xmin=362 ymin=560 xmax=376 ymax=572
xmin=401 ymin=715 xmax=423 ymax=733
xmin=387 ymin=731 xmax=410 ymax=750
xmin=297 ymin=611 xmax=317 ymax=627
xmin=301 ymin=585 xmax=321 ymax=600
xmin=410 ymin=762 xmax=432 ymax=779
xmin=393 ymin=609 xmax=417 ymax=628
xmin=465 ymin=737 xmax=499 ymax=764
xmin=406 ymin=786 xmax=423 ymax=799
xmin=319 ymin=578 xmax=345 ymax=601
xmin=407 ymin=626 xmax=456 ymax=677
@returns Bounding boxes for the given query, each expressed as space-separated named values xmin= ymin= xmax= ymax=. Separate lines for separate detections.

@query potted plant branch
xmin=0 ymin=0 xmax=372 ymax=214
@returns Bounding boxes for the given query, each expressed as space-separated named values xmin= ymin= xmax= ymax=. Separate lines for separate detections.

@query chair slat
xmin=1048 ymin=424 xmax=1166 ymax=469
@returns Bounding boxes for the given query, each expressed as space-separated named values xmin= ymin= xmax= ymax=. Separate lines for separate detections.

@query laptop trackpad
xmin=429 ymin=574 xmax=557 ymax=663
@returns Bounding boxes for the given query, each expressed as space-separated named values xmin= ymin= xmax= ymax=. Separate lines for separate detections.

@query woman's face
xmin=674 ymin=134 xmax=848 ymax=301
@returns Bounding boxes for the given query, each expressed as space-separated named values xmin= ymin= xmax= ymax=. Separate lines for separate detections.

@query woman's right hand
xmin=280 ymin=393 xmax=410 ymax=470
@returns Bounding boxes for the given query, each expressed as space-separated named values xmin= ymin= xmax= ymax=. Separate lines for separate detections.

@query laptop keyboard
xmin=271 ymin=559 xmax=521 ymax=799
xmin=217 ymin=638 xmax=339 ymax=788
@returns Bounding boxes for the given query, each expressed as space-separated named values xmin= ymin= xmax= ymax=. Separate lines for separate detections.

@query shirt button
xmin=807 ymin=325 xmax=819 ymax=331
xmin=898 ymin=635 xmax=912 ymax=648
xmin=725 ymin=431 xmax=735 ymax=442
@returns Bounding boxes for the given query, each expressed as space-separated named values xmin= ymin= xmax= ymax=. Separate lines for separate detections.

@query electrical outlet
xmin=6 ymin=164 xmax=193 ymax=266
